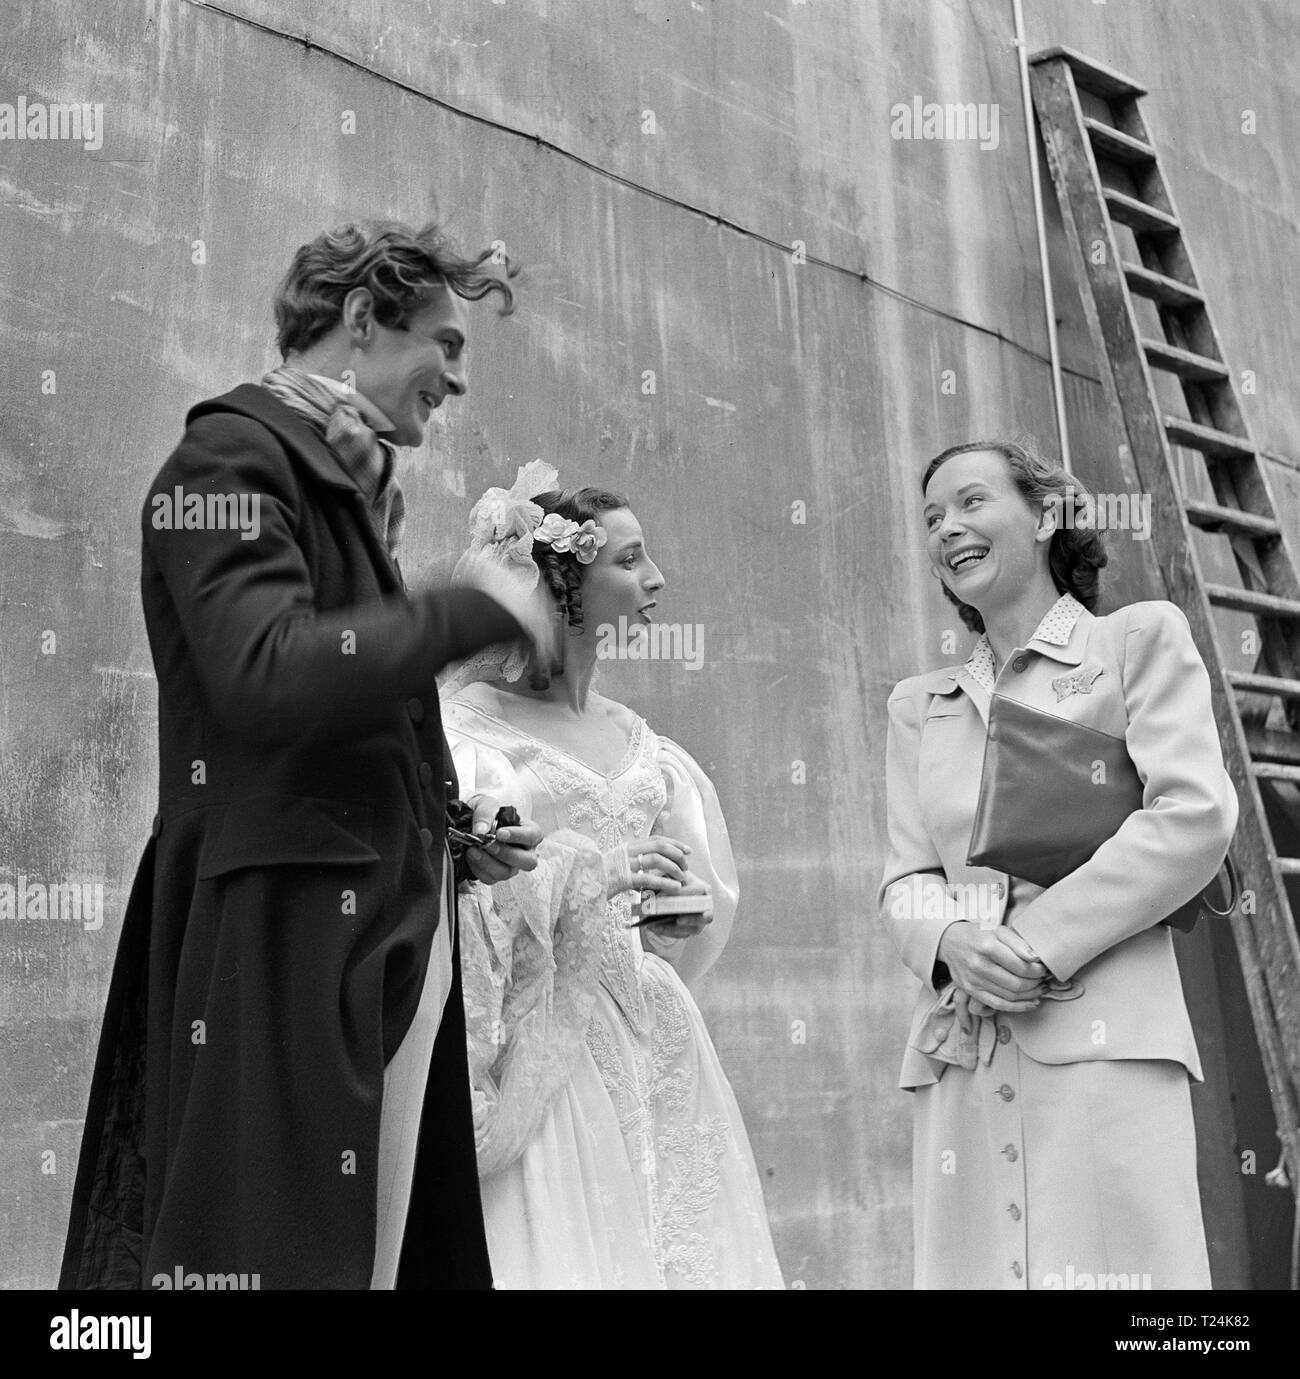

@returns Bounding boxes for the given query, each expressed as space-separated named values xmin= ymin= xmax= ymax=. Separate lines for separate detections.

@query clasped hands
xmin=937 ymin=921 xmax=1052 ymax=1016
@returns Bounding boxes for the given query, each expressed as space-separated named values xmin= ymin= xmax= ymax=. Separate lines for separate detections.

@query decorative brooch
xmin=1051 ymin=665 xmax=1104 ymax=702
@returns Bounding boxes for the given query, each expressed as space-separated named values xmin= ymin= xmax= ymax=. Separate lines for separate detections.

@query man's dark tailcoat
xmin=59 ymin=385 xmax=520 ymax=1290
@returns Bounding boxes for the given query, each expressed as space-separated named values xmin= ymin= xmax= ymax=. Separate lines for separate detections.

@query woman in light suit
xmin=879 ymin=438 xmax=1238 ymax=1290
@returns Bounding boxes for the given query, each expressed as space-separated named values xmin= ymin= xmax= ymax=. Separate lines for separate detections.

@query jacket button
xmin=151 ymin=813 xmax=163 ymax=838
xmin=1002 ymin=1143 xmax=1018 ymax=1162
xmin=933 ymin=1024 xmax=951 ymax=1041
xmin=419 ymin=827 xmax=434 ymax=850
xmin=997 ymin=1084 xmax=1015 ymax=1102
xmin=407 ymin=697 xmax=425 ymax=723
xmin=419 ymin=761 xmax=434 ymax=786
xmin=997 ymin=1026 xmax=1012 ymax=1045
xmin=1011 ymin=655 xmax=1028 ymax=673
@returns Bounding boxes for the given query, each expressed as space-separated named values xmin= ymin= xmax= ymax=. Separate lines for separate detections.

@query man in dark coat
xmin=60 ymin=220 xmax=548 ymax=1290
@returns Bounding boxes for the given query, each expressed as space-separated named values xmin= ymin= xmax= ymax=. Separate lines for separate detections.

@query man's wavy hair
xmin=273 ymin=219 xmax=518 ymax=357
xmin=921 ymin=438 xmax=1108 ymax=634
xmin=527 ymin=486 xmax=630 ymax=689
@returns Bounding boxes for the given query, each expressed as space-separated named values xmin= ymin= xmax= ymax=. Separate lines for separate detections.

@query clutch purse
xmin=965 ymin=695 xmax=1234 ymax=932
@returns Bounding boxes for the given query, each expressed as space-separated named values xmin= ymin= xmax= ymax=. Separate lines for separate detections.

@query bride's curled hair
xmin=527 ymin=486 xmax=628 ymax=688
xmin=921 ymin=438 xmax=1108 ymax=634
xmin=531 ymin=486 xmax=629 ymax=629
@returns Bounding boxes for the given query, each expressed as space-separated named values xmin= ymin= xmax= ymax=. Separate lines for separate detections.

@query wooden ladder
xmin=1028 ymin=45 xmax=1300 ymax=1203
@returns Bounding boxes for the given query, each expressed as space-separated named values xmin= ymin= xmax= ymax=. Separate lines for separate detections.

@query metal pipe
xmin=1012 ymin=0 xmax=1072 ymax=473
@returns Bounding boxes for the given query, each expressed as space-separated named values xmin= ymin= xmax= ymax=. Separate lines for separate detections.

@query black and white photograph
xmin=2 ymin=0 xmax=1298 ymax=1345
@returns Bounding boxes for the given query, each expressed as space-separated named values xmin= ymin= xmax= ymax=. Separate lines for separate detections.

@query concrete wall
xmin=2 ymin=0 xmax=1297 ymax=1288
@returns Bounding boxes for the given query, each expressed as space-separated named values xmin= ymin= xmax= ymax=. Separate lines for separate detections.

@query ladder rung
xmin=1165 ymin=415 xmax=1255 ymax=460
xmin=1105 ymin=189 xmax=1180 ymax=234
xmin=1144 ymin=339 xmax=1230 ymax=382
xmin=1252 ymin=762 xmax=1300 ymax=784
xmin=1184 ymin=499 xmax=1279 ymax=539
xmin=1213 ymin=587 xmax=1300 ymax=620
xmin=1123 ymin=262 xmax=1204 ymax=309
xmin=1276 ymin=858 xmax=1300 ymax=876
xmin=1030 ymin=45 xmax=1147 ymax=100
xmin=1231 ymin=670 xmax=1300 ymax=699
xmin=1246 ymin=727 xmax=1300 ymax=766
xmin=1085 ymin=117 xmax=1156 ymax=164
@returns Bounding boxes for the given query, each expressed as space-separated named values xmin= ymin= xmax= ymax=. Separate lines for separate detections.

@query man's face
xmin=353 ymin=284 xmax=469 ymax=447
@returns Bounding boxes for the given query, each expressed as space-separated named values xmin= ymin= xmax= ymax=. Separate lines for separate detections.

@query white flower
xmin=569 ymin=520 xmax=607 ymax=565
xmin=534 ymin=513 xmax=575 ymax=549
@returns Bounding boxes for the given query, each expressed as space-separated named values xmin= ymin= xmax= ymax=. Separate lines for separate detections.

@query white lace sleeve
xmin=449 ymin=735 xmax=607 ymax=1178
xmin=642 ymin=735 xmax=740 ymax=987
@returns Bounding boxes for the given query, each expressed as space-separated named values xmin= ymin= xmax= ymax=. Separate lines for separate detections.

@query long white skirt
xmin=912 ymin=1024 xmax=1210 ymax=1290
xmin=480 ymin=953 xmax=784 ymax=1290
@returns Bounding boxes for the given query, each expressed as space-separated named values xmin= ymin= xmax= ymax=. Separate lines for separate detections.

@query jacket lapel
xmin=345 ymin=489 xmax=407 ymax=595
xmin=1024 ymin=605 xmax=1093 ymax=668
xmin=911 ymin=608 xmax=1099 ymax=785
xmin=917 ymin=665 xmax=990 ymax=727
xmin=190 ymin=384 xmax=406 ymax=595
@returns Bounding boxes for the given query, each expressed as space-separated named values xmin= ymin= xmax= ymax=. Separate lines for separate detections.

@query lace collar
xmin=447 ymin=695 xmax=650 ymax=781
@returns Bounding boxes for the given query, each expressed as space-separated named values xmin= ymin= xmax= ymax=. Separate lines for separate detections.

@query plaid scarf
xmin=260 ymin=365 xmax=406 ymax=556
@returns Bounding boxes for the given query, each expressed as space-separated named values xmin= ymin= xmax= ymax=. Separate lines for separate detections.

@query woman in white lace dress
xmin=439 ymin=462 xmax=783 ymax=1290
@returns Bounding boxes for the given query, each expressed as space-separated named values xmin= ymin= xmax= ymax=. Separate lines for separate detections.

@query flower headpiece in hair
xmin=534 ymin=513 xmax=607 ymax=564
xmin=465 ymin=460 xmax=607 ymax=569
xmin=441 ymin=462 xmax=607 ymax=695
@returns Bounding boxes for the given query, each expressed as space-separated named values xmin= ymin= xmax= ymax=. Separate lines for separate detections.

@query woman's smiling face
xmin=922 ymin=449 xmax=1053 ymax=613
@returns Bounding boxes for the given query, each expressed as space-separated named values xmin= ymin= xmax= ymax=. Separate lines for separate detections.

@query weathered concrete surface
xmin=2 ymin=0 xmax=1297 ymax=1288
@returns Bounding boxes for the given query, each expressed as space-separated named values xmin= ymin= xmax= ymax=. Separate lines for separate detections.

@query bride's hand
xmin=602 ymin=835 xmax=692 ymax=899
xmin=641 ymin=871 xmax=713 ymax=939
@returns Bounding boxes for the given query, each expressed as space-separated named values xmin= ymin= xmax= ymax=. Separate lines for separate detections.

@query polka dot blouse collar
xmin=965 ymin=592 xmax=1086 ymax=693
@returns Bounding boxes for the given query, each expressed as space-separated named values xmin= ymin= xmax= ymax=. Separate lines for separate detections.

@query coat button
xmin=419 ymin=761 xmax=434 ymax=786
xmin=151 ymin=813 xmax=163 ymax=838
xmin=407 ymin=697 xmax=425 ymax=723
xmin=933 ymin=1024 xmax=951 ymax=1041
xmin=1008 ymin=1203 xmax=1022 ymax=1222
xmin=1002 ymin=1143 xmax=1018 ymax=1162
xmin=419 ymin=827 xmax=434 ymax=850
xmin=997 ymin=1084 xmax=1015 ymax=1102
xmin=997 ymin=1026 xmax=1012 ymax=1045
xmin=1011 ymin=655 xmax=1029 ymax=673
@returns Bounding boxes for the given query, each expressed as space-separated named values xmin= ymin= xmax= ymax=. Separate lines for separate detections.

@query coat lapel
xmin=1024 ymin=606 xmax=1092 ymax=669
xmin=190 ymin=384 xmax=405 ymax=595
xmin=916 ymin=665 xmax=990 ymax=727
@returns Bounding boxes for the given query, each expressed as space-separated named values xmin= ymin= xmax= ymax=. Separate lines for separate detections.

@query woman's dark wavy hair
xmin=273 ymin=218 xmax=519 ymax=356
xmin=921 ymin=438 xmax=1108 ymax=634
xmin=528 ymin=486 xmax=630 ymax=688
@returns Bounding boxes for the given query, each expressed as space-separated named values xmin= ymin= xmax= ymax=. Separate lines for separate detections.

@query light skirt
xmin=479 ymin=956 xmax=784 ymax=1290
xmin=912 ymin=1025 xmax=1210 ymax=1290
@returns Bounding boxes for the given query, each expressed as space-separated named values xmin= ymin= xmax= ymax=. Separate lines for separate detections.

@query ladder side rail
xmin=1120 ymin=101 xmax=1300 ymax=709
xmin=1029 ymin=58 xmax=1300 ymax=1181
